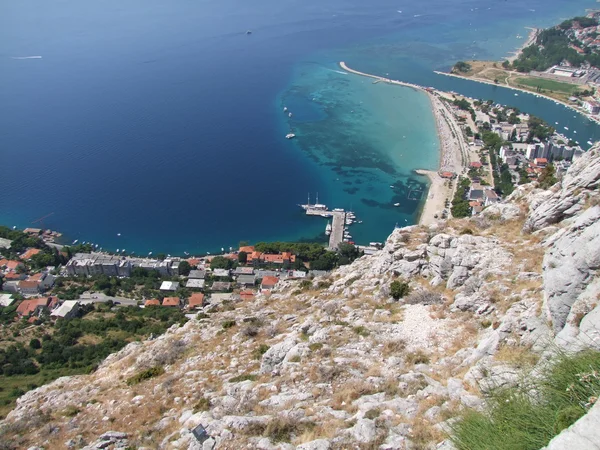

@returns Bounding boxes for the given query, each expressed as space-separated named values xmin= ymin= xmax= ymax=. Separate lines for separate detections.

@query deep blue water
xmin=1 ymin=0 xmax=599 ymax=255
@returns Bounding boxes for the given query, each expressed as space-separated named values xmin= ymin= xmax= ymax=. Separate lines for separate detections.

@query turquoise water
xmin=281 ymin=64 xmax=439 ymax=242
xmin=1 ymin=0 xmax=599 ymax=255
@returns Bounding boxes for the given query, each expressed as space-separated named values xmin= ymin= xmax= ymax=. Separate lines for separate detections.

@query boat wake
xmin=11 ymin=56 xmax=42 ymax=59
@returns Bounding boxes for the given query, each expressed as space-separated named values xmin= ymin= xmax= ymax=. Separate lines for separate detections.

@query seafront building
xmin=66 ymin=252 xmax=181 ymax=277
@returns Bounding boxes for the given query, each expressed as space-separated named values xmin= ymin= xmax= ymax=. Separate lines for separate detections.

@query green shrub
xmin=390 ymin=280 xmax=410 ymax=300
xmin=253 ymin=344 xmax=270 ymax=359
xmin=126 ymin=366 xmax=165 ymax=386
xmin=309 ymin=343 xmax=323 ymax=352
xmin=222 ymin=320 xmax=236 ymax=329
xmin=451 ymin=350 xmax=600 ymax=450
xmin=353 ymin=326 xmax=370 ymax=337
xmin=62 ymin=405 xmax=81 ymax=417
xmin=229 ymin=373 xmax=257 ymax=383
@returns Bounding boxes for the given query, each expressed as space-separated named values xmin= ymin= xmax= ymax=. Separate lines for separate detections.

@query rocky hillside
xmin=1 ymin=148 xmax=599 ymax=450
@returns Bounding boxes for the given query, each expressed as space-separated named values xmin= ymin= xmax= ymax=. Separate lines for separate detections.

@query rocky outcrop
xmin=524 ymin=146 xmax=600 ymax=232
xmin=543 ymin=206 xmax=600 ymax=332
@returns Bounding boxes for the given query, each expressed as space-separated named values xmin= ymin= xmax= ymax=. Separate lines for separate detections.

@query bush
xmin=193 ymin=396 xmax=211 ymax=412
xmin=451 ymin=350 xmax=600 ymax=450
xmin=222 ymin=320 xmax=236 ymax=329
xmin=253 ymin=344 xmax=270 ymax=359
xmin=126 ymin=366 xmax=165 ymax=385
xmin=229 ymin=373 xmax=257 ymax=383
xmin=29 ymin=339 xmax=41 ymax=350
xmin=390 ymin=280 xmax=410 ymax=300
xmin=353 ymin=326 xmax=370 ymax=337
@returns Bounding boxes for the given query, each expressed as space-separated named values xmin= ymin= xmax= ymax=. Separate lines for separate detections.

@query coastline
xmin=506 ymin=27 xmax=539 ymax=63
xmin=339 ymin=62 xmax=468 ymax=226
xmin=433 ymin=69 xmax=600 ymax=124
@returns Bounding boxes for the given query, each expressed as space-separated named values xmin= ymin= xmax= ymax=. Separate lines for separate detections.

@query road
xmin=77 ymin=292 xmax=139 ymax=306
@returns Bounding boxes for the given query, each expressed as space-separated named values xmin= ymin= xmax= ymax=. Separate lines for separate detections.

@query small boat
xmin=390 ymin=185 xmax=395 ymax=188
xmin=555 ymin=122 xmax=559 ymax=125
xmin=148 ymin=252 xmax=153 ymax=255
xmin=394 ymin=203 xmax=401 ymax=207
xmin=564 ymin=127 xmax=569 ymax=130
xmin=514 ymin=93 xmax=519 ymax=96
xmin=184 ymin=251 xmax=190 ymax=256
xmin=286 ymin=133 xmax=296 ymax=139
xmin=283 ymin=107 xmax=288 ymax=112
xmin=588 ymin=141 xmax=594 ymax=145
xmin=325 ymin=222 xmax=332 ymax=235
xmin=116 ymin=249 xmax=120 ymax=252
xmin=358 ymin=220 xmax=363 ymax=224
xmin=117 ymin=233 xmax=121 ymax=236
xmin=574 ymin=130 xmax=577 ymax=134
xmin=288 ymin=113 xmax=293 ymax=117
xmin=333 ymin=208 xmax=344 ymax=212
xmin=246 ymin=30 xmax=252 ymax=35
xmin=121 ymin=249 xmax=126 ymax=253
xmin=72 ymin=239 xmax=78 ymax=245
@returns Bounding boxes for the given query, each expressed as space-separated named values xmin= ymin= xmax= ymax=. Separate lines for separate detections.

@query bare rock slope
xmin=1 ymin=148 xmax=600 ymax=450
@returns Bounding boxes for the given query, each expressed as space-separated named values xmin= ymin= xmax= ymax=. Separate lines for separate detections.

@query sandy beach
xmin=507 ymin=27 xmax=539 ymax=63
xmin=339 ymin=61 xmax=469 ymax=226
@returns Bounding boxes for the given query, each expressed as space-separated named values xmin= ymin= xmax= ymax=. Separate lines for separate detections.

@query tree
xmin=338 ymin=243 xmax=361 ymax=264
xmin=538 ymin=164 xmax=558 ymax=189
xmin=29 ymin=339 xmax=41 ymax=350
xmin=210 ymin=256 xmax=233 ymax=270
xmin=502 ymin=60 xmax=510 ymax=69
xmin=390 ymin=280 xmax=410 ymax=300
xmin=178 ymin=261 xmax=191 ymax=276
xmin=238 ymin=251 xmax=248 ymax=264
xmin=453 ymin=61 xmax=472 ymax=73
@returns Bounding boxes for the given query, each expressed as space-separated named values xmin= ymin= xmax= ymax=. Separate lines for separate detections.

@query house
xmin=188 ymin=293 xmax=205 ymax=309
xmin=23 ymin=228 xmax=42 ymax=235
xmin=0 ymin=260 xmax=24 ymax=271
xmin=483 ymin=189 xmax=500 ymax=207
xmin=469 ymin=161 xmax=483 ymax=169
xmin=469 ymin=189 xmax=484 ymax=201
xmin=188 ymin=270 xmax=206 ymax=279
xmin=534 ymin=158 xmax=548 ymax=168
xmin=16 ymin=297 xmax=53 ymax=317
xmin=440 ymin=171 xmax=456 ymax=179
xmin=186 ymin=279 xmax=205 ymax=289
xmin=21 ymin=248 xmax=42 ymax=260
xmin=238 ymin=246 xmax=255 ymax=254
xmin=51 ymin=300 xmax=80 ymax=319
xmin=211 ymin=281 xmax=232 ymax=292
xmin=291 ymin=271 xmax=307 ymax=279
xmin=39 ymin=273 xmax=56 ymax=291
xmin=233 ymin=267 xmax=255 ymax=276
xmin=261 ymin=253 xmax=296 ymax=265
xmin=584 ymin=100 xmax=600 ymax=115
xmin=237 ymin=274 xmax=256 ymax=287
xmin=240 ymin=290 xmax=255 ymax=301
xmin=18 ymin=280 xmax=40 ymax=296
xmin=257 ymin=270 xmax=279 ymax=278
xmin=160 ymin=281 xmax=179 ymax=291
xmin=212 ymin=269 xmax=230 ymax=278
xmin=261 ymin=276 xmax=279 ymax=291
xmin=1 ymin=281 xmax=20 ymax=293
xmin=145 ymin=299 xmax=161 ymax=307
xmin=0 ymin=293 xmax=15 ymax=307
xmin=3 ymin=271 xmax=27 ymax=281
xmin=162 ymin=297 xmax=181 ymax=308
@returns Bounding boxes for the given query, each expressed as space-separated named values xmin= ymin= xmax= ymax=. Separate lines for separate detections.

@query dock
xmin=305 ymin=208 xmax=346 ymax=250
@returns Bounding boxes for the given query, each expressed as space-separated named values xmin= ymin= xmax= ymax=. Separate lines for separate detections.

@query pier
xmin=340 ymin=61 xmax=428 ymax=92
xmin=305 ymin=208 xmax=346 ymax=250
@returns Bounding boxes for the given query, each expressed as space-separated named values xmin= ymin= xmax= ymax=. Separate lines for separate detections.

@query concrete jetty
xmin=340 ymin=61 xmax=428 ymax=92
xmin=305 ymin=208 xmax=346 ymax=250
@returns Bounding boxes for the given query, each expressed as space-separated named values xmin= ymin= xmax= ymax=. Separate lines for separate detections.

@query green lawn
xmin=514 ymin=77 xmax=582 ymax=96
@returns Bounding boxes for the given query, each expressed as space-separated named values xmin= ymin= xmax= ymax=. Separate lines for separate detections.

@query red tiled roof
xmin=145 ymin=299 xmax=160 ymax=306
xmin=470 ymin=162 xmax=483 ymax=168
xmin=162 ymin=297 xmax=180 ymax=307
xmin=535 ymin=158 xmax=548 ymax=164
xmin=186 ymin=258 xmax=201 ymax=267
xmin=21 ymin=248 xmax=42 ymax=260
xmin=4 ymin=272 xmax=24 ymax=280
xmin=16 ymin=297 xmax=50 ymax=316
xmin=5 ymin=261 xmax=23 ymax=270
xmin=18 ymin=280 xmax=39 ymax=290
xmin=188 ymin=293 xmax=205 ymax=308
xmin=27 ymin=273 xmax=44 ymax=282
xmin=261 ymin=276 xmax=279 ymax=287
xmin=239 ymin=246 xmax=255 ymax=254
xmin=240 ymin=290 xmax=255 ymax=300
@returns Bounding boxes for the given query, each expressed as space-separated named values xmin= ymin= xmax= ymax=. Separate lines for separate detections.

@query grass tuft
xmin=451 ymin=350 xmax=600 ymax=450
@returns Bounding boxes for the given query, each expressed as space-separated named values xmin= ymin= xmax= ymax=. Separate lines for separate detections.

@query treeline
xmin=0 ymin=303 xmax=185 ymax=377
xmin=0 ymin=226 xmax=66 ymax=269
xmin=451 ymin=178 xmax=472 ymax=218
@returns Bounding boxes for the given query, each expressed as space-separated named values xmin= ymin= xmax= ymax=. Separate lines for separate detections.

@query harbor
xmin=300 ymin=195 xmax=356 ymax=250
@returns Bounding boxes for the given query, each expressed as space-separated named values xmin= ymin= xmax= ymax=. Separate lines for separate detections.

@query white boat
xmin=288 ymin=113 xmax=293 ymax=117
xmin=588 ymin=141 xmax=594 ymax=145
xmin=72 ymin=239 xmax=78 ymax=245
xmin=358 ymin=220 xmax=363 ymax=224
xmin=574 ymin=130 xmax=577 ymax=134
xmin=117 ymin=233 xmax=121 ymax=236
xmin=116 ymin=249 xmax=120 ymax=252
xmin=283 ymin=107 xmax=288 ymax=112
xmin=345 ymin=219 xmax=354 ymax=225
xmin=564 ymin=127 xmax=569 ymax=130
xmin=394 ymin=203 xmax=401 ymax=207
xmin=390 ymin=185 xmax=395 ymax=188
xmin=325 ymin=222 xmax=332 ymax=235
xmin=286 ymin=133 xmax=295 ymax=139
xmin=333 ymin=208 xmax=344 ymax=212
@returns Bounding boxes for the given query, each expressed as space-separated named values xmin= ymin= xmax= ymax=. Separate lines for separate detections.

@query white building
xmin=51 ymin=300 xmax=80 ymax=319
xmin=0 ymin=293 xmax=15 ymax=307
xmin=160 ymin=281 xmax=179 ymax=291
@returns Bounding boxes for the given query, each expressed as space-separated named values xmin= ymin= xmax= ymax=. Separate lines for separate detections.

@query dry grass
xmin=331 ymin=381 xmax=377 ymax=411
xmin=495 ymin=344 xmax=539 ymax=369
xmin=381 ymin=339 xmax=407 ymax=357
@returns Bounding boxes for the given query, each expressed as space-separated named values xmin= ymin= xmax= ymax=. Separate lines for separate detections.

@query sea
xmin=1 ymin=0 xmax=599 ymax=256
